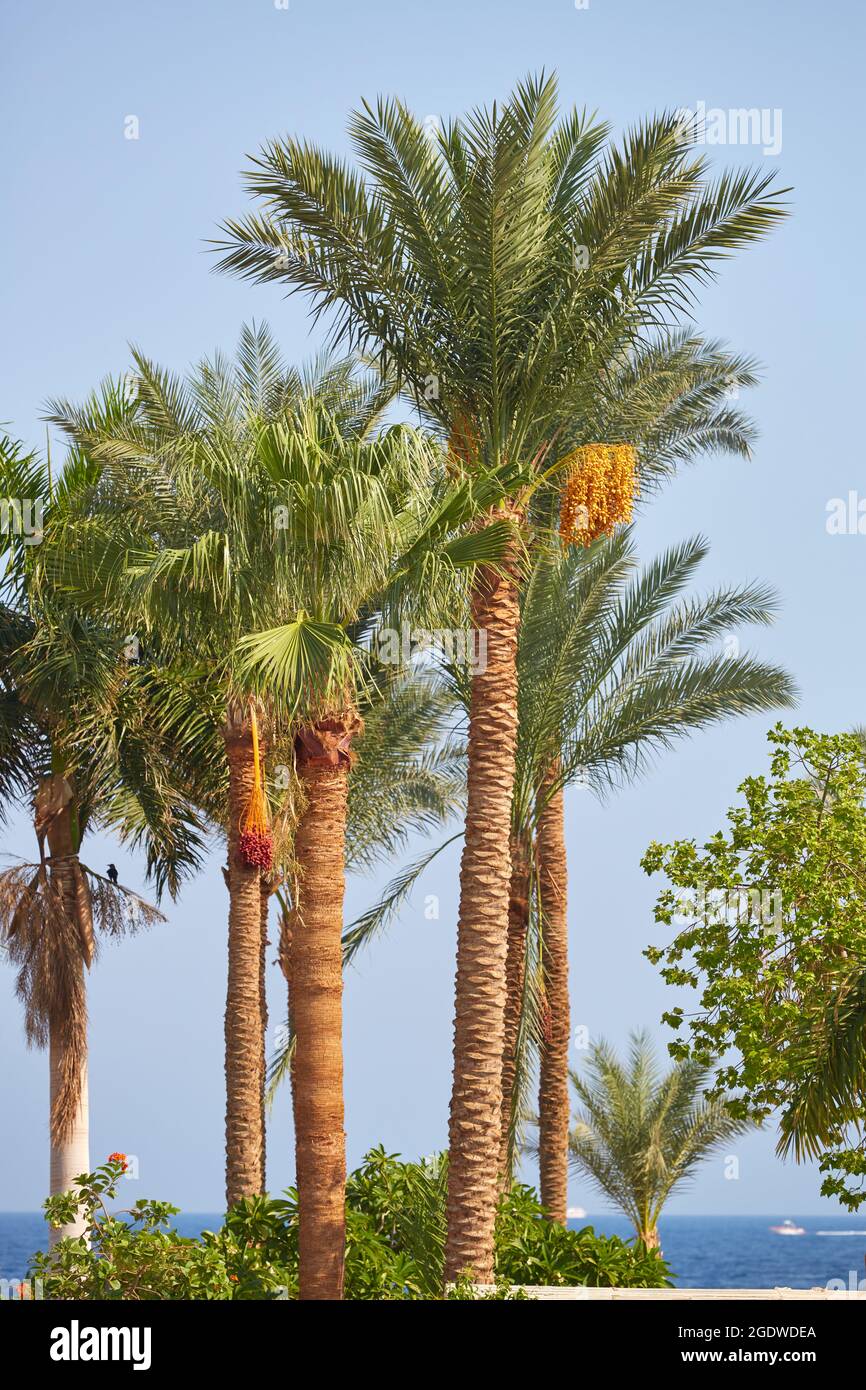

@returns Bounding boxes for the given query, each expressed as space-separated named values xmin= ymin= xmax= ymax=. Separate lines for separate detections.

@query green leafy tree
xmin=642 ymin=725 xmax=866 ymax=1209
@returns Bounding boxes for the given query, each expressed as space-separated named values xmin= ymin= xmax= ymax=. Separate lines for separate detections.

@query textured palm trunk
xmin=277 ymin=902 xmax=299 ymax=1136
xmin=44 ymin=793 xmax=90 ymax=1247
xmin=223 ymin=718 xmax=267 ymax=1207
xmin=445 ymin=557 xmax=521 ymax=1284
xmin=292 ymin=714 xmax=358 ymax=1301
xmin=259 ymin=881 xmax=270 ymax=1189
xmin=498 ymin=832 xmax=531 ymax=1185
xmin=537 ymin=772 xmax=570 ymax=1225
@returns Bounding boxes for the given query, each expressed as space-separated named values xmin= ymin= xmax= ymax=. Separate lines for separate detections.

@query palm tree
xmin=506 ymin=326 xmax=788 ymax=1220
xmin=0 ymin=827 xmax=164 ymax=1244
xmin=332 ymin=529 xmax=794 ymax=1210
xmin=0 ymin=434 xmax=199 ymax=1241
xmin=268 ymin=667 xmax=466 ymax=1109
xmin=49 ymin=333 xmax=512 ymax=1298
xmin=215 ymin=73 xmax=788 ymax=1281
xmin=46 ymin=338 xmax=386 ymax=1210
xmin=46 ymin=352 xmax=282 ymax=1207
xmin=505 ymin=534 xmax=794 ymax=1215
xmin=542 ymin=1030 xmax=755 ymax=1248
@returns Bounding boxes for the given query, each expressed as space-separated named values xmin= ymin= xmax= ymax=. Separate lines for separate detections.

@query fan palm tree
xmin=46 ymin=347 xmax=292 ymax=1208
xmin=539 ymin=1031 xmax=755 ymax=1248
xmin=0 ymin=434 xmax=202 ymax=1242
xmin=46 ymin=336 xmax=399 ymax=1210
xmin=215 ymin=72 xmax=788 ymax=1281
xmin=48 ymin=332 xmax=514 ymax=1298
xmin=267 ymin=667 xmax=465 ymax=1152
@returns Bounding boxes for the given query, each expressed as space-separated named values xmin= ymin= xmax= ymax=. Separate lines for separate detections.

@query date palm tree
xmin=535 ymin=1031 xmax=756 ymax=1249
xmin=507 ymin=330 xmax=792 ymax=1220
xmin=48 ymin=333 xmax=514 ymax=1298
xmin=330 ymin=327 xmax=792 ymax=1227
xmin=506 ymin=533 xmax=794 ymax=1215
xmin=0 ymin=434 xmax=202 ymax=1242
xmin=215 ymin=72 xmax=788 ymax=1281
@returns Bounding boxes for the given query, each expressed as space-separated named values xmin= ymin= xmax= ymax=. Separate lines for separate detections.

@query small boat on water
xmin=770 ymin=1219 xmax=806 ymax=1236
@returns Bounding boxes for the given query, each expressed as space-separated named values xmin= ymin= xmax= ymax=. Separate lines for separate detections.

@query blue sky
xmin=2 ymin=0 xmax=865 ymax=1217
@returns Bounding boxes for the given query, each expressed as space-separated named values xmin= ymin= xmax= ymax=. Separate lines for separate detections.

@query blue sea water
xmin=3 ymin=1211 xmax=865 ymax=1291
xmin=567 ymin=1214 xmax=866 ymax=1291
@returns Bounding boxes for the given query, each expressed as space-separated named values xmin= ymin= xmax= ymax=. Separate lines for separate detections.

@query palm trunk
xmin=48 ymin=1025 xmax=89 ymax=1247
xmin=499 ymin=832 xmax=531 ymax=1185
xmin=639 ymin=1224 xmax=661 ymax=1252
xmin=44 ymin=786 xmax=90 ymax=1246
xmin=223 ymin=718 xmax=267 ymax=1207
xmin=292 ymin=715 xmax=358 ymax=1300
xmin=259 ymin=881 xmax=270 ymax=1190
xmin=277 ymin=902 xmax=299 ymax=1138
xmin=445 ymin=558 xmax=521 ymax=1284
xmin=537 ymin=771 xmax=570 ymax=1225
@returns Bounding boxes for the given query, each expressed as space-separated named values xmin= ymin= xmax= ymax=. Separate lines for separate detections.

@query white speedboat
xmin=770 ymin=1219 xmax=806 ymax=1235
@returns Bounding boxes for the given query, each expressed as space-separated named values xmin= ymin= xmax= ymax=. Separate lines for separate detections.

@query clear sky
xmin=2 ymin=0 xmax=865 ymax=1217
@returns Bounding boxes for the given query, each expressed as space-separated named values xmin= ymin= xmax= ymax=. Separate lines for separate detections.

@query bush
xmin=496 ymin=1183 xmax=670 ymax=1288
xmin=32 ymin=1149 xmax=671 ymax=1299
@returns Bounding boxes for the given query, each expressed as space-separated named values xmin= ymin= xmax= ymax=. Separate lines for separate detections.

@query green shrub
xmin=33 ymin=1149 xmax=670 ymax=1299
xmin=496 ymin=1183 xmax=670 ymax=1288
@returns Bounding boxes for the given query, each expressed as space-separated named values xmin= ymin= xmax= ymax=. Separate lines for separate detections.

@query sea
xmin=2 ymin=1212 xmax=865 ymax=1291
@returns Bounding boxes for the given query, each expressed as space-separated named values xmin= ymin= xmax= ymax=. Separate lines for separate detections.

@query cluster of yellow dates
xmin=558 ymin=443 xmax=638 ymax=546
xmin=443 ymin=419 xmax=637 ymax=547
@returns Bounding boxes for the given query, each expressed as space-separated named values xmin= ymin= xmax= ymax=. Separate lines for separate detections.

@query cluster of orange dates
xmin=559 ymin=443 xmax=638 ymax=547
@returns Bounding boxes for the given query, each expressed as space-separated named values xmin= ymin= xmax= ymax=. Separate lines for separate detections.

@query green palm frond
xmin=266 ymin=1016 xmax=295 ymax=1109
xmin=526 ymin=1031 xmax=756 ymax=1236
xmin=347 ymin=671 xmax=464 ymax=870
xmin=342 ymin=833 xmax=462 ymax=965
xmin=0 ymin=426 xmax=216 ymax=899
xmin=515 ymin=530 xmax=795 ymax=818
xmin=214 ymin=74 xmax=787 ymax=483
xmin=778 ymin=966 xmax=866 ymax=1163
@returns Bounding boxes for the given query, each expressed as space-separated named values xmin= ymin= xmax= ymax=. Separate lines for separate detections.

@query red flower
xmin=107 ymin=1151 xmax=129 ymax=1172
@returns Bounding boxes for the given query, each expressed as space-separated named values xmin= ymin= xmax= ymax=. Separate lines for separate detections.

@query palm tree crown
xmin=215 ymin=73 xmax=787 ymax=485
xmin=556 ymin=1030 xmax=755 ymax=1246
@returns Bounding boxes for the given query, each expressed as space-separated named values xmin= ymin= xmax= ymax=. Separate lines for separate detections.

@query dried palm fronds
xmin=0 ymin=858 xmax=164 ymax=1141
